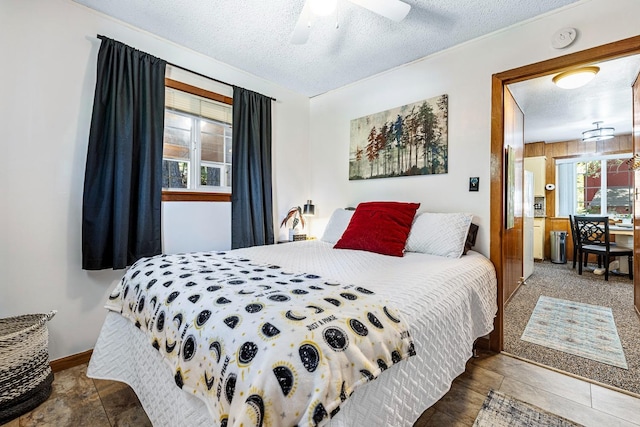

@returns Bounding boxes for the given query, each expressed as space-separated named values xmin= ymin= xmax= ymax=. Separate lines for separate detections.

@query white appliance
xmin=523 ymin=170 xmax=535 ymax=280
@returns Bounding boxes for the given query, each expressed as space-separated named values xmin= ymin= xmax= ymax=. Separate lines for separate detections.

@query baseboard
xmin=49 ymin=349 xmax=93 ymax=373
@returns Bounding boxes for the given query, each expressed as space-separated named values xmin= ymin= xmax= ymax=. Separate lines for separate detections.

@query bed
xmin=87 ymin=205 xmax=497 ymax=426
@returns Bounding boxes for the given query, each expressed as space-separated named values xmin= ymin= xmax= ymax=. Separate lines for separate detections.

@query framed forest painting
xmin=349 ymin=94 xmax=448 ymax=180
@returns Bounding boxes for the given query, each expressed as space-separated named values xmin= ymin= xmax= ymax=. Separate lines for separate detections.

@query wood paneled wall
xmin=524 ymin=134 xmax=632 ymax=260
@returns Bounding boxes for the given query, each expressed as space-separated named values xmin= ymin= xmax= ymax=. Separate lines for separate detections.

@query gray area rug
xmin=521 ymin=296 xmax=627 ymax=369
xmin=505 ymin=261 xmax=640 ymax=395
xmin=473 ymin=390 xmax=583 ymax=427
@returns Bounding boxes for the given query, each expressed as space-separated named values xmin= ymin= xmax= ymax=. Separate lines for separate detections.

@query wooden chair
xmin=573 ymin=215 xmax=633 ymax=281
xmin=569 ymin=214 xmax=604 ymax=269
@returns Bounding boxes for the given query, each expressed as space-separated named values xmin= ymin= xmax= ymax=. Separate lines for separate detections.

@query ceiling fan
xmin=291 ymin=0 xmax=411 ymax=44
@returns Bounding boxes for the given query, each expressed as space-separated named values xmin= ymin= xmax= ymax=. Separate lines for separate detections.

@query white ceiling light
xmin=552 ymin=66 xmax=600 ymax=89
xmin=309 ymin=0 xmax=338 ymax=16
xmin=582 ymin=121 xmax=615 ymax=142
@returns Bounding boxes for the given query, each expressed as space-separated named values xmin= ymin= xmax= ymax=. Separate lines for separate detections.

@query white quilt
xmin=103 ymin=251 xmax=415 ymax=427
xmin=88 ymin=240 xmax=497 ymax=426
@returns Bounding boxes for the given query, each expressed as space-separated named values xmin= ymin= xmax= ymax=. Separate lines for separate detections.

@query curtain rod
xmin=97 ymin=35 xmax=276 ymax=102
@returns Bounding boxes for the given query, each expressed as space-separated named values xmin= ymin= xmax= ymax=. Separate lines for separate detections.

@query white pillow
xmin=321 ymin=209 xmax=355 ymax=244
xmin=405 ymin=212 xmax=473 ymax=258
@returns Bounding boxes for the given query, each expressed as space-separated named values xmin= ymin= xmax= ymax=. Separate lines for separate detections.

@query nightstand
xmin=278 ymin=237 xmax=315 ymax=244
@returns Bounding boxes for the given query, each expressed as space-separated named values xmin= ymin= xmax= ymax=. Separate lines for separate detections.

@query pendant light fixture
xmin=582 ymin=121 xmax=615 ymax=142
xmin=552 ymin=66 xmax=600 ymax=89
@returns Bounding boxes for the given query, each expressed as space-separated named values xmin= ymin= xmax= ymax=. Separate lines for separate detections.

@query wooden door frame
xmin=489 ymin=35 xmax=640 ymax=352
xmin=633 ymin=68 xmax=640 ymax=316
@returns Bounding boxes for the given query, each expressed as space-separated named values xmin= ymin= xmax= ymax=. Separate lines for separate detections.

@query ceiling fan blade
xmin=291 ymin=1 xmax=312 ymax=44
xmin=348 ymin=0 xmax=411 ymax=22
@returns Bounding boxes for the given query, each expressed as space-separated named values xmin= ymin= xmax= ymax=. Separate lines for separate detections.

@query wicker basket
xmin=0 ymin=311 xmax=56 ymax=424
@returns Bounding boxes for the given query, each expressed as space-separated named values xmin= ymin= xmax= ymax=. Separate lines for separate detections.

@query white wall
xmin=162 ymin=202 xmax=231 ymax=253
xmin=2 ymin=0 xmax=639 ymax=361
xmin=0 ymin=0 xmax=310 ymax=359
xmin=308 ymin=0 xmax=640 ymax=256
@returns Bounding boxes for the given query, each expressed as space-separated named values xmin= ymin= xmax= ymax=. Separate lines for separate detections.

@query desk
xmin=609 ymin=225 xmax=633 ymax=274
xmin=610 ymin=225 xmax=633 ymax=236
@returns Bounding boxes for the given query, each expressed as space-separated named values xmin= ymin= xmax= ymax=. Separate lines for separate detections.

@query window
xmin=557 ymin=154 xmax=632 ymax=217
xmin=162 ymin=79 xmax=233 ymax=199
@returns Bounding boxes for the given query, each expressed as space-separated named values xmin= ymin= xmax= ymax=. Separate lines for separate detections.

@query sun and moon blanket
xmin=105 ymin=251 xmax=415 ymax=427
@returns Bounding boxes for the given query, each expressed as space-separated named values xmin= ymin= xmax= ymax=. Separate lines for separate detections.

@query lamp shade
xmin=303 ymin=200 xmax=315 ymax=216
xmin=582 ymin=121 xmax=615 ymax=142
xmin=552 ymin=66 xmax=599 ymax=89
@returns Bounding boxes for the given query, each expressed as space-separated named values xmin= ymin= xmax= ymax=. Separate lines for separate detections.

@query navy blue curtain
xmin=231 ymin=87 xmax=274 ymax=249
xmin=82 ymin=37 xmax=166 ymax=270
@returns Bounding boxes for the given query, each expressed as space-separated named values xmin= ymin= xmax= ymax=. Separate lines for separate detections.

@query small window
xmin=162 ymin=82 xmax=232 ymax=194
xmin=557 ymin=154 xmax=632 ymax=217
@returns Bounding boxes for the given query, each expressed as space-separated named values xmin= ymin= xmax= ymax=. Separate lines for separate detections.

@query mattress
xmin=88 ymin=240 xmax=497 ymax=426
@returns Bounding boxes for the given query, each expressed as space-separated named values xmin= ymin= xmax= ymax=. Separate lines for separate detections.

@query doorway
xmin=508 ymin=54 xmax=640 ymax=280
xmin=489 ymin=36 xmax=640 ymax=379
xmin=502 ymin=59 xmax=640 ymax=391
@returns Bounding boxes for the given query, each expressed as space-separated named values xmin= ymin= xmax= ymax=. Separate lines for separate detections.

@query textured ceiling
xmin=74 ymin=0 xmax=638 ymax=145
xmin=72 ymin=0 xmax=580 ymax=97
xmin=509 ymin=55 xmax=640 ymax=144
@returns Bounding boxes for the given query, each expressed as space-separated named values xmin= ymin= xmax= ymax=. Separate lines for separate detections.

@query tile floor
xmin=3 ymin=351 xmax=640 ymax=426
xmin=2 ymin=364 xmax=151 ymax=427
xmin=416 ymin=352 xmax=640 ymax=427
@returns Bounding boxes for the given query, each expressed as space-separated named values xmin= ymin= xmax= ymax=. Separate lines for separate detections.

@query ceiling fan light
xmin=582 ymin=121 xmax=615 ymax=142
xmin=552 ymin=66 xmax=600 ymax=89
xmin=309 ymin=0 xmax=338 ymax=16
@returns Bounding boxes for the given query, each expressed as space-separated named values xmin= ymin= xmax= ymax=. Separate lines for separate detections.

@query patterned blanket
xmin=105 ymin=251 xmax=415 ymax=427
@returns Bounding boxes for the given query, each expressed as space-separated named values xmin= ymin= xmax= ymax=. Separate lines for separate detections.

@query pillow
xmin=321 ymin=209 xmax=355 ymax=244
xmin=334 ymin=201 xmax=420 ymax=257
xmin=405 ymin=212 xmax=473 ymax=258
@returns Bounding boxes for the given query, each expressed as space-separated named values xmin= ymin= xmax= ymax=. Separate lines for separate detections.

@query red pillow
xmin=334 ymin=201 xmax=420 ymax=257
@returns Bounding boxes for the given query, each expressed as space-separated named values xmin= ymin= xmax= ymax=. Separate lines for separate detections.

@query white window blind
xmin=557 ymin=163 xmax=575 ymax=217
xmin=165 ymin=87 xmax=232 ymax=124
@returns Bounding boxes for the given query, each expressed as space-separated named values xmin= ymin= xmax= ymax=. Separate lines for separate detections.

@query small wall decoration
xmin=349 ymin=94 xmax=448 ymax=180
xmin=469 ymin=177 xmax=479 ymax=192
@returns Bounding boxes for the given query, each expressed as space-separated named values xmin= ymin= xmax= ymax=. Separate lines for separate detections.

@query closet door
xmin=503 ymin=87 xmax=525 ymax=304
